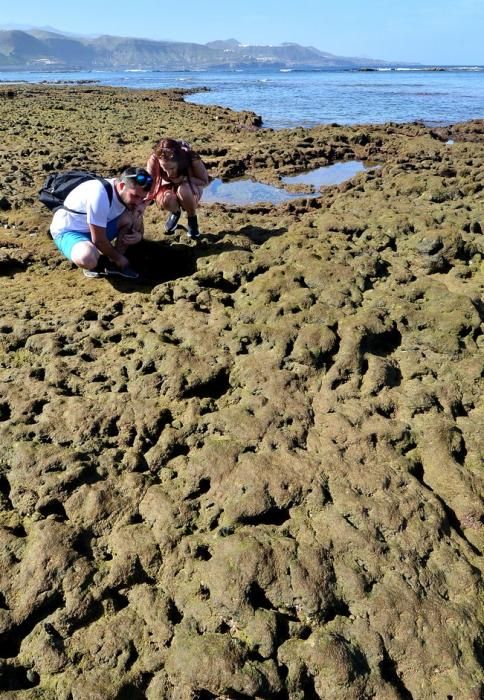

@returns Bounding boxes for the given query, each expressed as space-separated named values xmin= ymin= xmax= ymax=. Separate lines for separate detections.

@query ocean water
xmin=1 ymin=67 xmax=483 ymax=129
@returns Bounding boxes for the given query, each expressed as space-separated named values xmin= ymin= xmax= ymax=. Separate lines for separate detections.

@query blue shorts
xmin=53 ymin=217 xmax=120 ymax=260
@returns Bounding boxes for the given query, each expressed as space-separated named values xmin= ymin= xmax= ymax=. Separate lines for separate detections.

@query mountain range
xmin=0 ymin=28 xmax=410 ymax=71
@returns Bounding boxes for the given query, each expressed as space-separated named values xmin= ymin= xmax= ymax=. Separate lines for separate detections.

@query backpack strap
xmin=61 ymin=178 xmax=114 ymax=214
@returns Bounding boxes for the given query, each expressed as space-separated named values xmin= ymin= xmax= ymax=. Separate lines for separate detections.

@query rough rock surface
xmin=0 ymin=85 xmax=482 ymax=698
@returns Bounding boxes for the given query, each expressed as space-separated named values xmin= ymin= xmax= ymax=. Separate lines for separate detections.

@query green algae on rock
xmin=0 ymin=84 xmax=482 ymax=699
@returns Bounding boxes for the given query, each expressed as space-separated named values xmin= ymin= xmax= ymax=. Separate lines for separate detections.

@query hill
xmin=0 ymin=28 xmax=403 ymax=70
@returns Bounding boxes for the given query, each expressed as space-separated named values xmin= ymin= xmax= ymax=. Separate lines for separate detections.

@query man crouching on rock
xmin=49 ymin=167 xmax=152 ymax=280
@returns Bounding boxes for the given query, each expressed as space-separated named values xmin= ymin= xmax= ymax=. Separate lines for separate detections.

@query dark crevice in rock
xmin=116 ymin=677 xmax=147 ymax=700
xmin=397 ymin=436 xmax=417 ymax=455
xmin=315 ymin=347 xmax=340 ymax=372
xmin=245 ymin=225 xmax=288 ymax=245
xmin=0 ymin=665 xmax=39 ymax=692
xmin=298 ymin=626 xmax=312 ymax=640
xmin=300 ymin=668 xmax=319 ymax=699
xmin=244 ymin=264 xmax=269 ymax=282
xmin=247 ymin=649 xmax=266 ymax=663
xmin=330 ymin=369 xmax=352 ymax=390
xmin=363 ymin=577 xmax=378 ymax=594
xmin=450 ymin=400 xmax=469 ymax=419
xmin=0 ymin=591 xmax=64 ymax=658
xmin=470 ymin=296 xmax=484 ymax=322
xmin=59 ymin=463 xmax=104 ymax=496
xmin=374 ymin=258 xmax=391 ymax=279
xmin=220 ymin=689 xmax=255 ymax=700
xmin=194 ymin=303 xmax=211 ymax=314
xmin=0 ymin=591 xmax=9 ymax=609
xmin=72 ymin=529 xmax=95 ymax=560
xmin=472 ymin=635 xmax=484 ymax=669
xmin=379 ymin=645 xmax=414 ymax=699
xmin=198 ymin=273 xmax=240 ymax=293
xmin=283 ymin=337 xmax=295 ymax=359
xmin=385 ymin=363 xmax=403 ymax=388
xmin=434 ymin=495 xmax=481 ymax=556
xmin=0 ymin=473 xmax=13 ymax=509
xmin=124 ymin=640 xmax=139 ymax=672
xmin=342 ymin=513 xmax=359 ymax=529
xmin=55 ymin=379 xmax=80 ymax=397
xmin=0 ymin=401 xmax=11 ymax=421
xmin=104 ymin=416 xmax=119 ymax=436
xmin=218 ymin=524 xmax=235 ymax=537
xmin=43 ymin=622 xmax=64 ymax=652
xmin=104 ymin=589 xmax=130 ymax=613
xmin=67 ymin=599 xmax=104 ymax=634
xmin=246 ymin=581 xmax=275 ymax=611
xmin=208 ymin=511 xmax=222 ymax=531
xmin=193 ymin=691 xmax=218 ymax=700
xmin=360 ymin=325 xmax=402 ymax=357
xmin=199 ymin=585 xmax=211 ymax=599
xmin=5 ymin=523 xmax=27 ymax=537
xmin=160 ymin=329 xmax=181 ymax=345
xmin=319 ymin=481 xmax=333 ymax=505
xmin=29 ymin=367 xmax=46 ymax=381
xmin=37 ymin=499 xmax=68 ymax=521
xmin=240 ymin=444 xmax=257 ymax=454
xmin=450 ymin=432 xmax=467 ymax=465
xmin=323 ymin=598 xmax=351 ymax=622
xmin=412 ymin=395 xmax=444 ymax=415
xmin=132 ymin=454 xmax=150 ymax=473
xmin=166 ymin=598 xmax=183 ymax=625
xmin=295 ymin=275 xmax=309 ymax=289
xmin=139 ymin=409 xmax=173 ymax=453
xmin=239 ymin=504 xmax=292 ymax=527
xmin=125 ymin=559 xmax=156 ymax=588
xmin=185 ymin=477 xmax=211 ymax=500
xmin=182 ymin=369 xmax=231 ymax=400
xmin=166 ymin=441 xmax=190 ymax=461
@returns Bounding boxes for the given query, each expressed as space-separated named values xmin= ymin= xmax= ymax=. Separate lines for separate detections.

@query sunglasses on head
xmin=126 ymin=171 xmax=153 ymax=189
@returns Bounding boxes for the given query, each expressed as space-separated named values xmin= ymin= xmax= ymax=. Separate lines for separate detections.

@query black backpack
xmin=38 ymin=170 xmax=113 ymax=213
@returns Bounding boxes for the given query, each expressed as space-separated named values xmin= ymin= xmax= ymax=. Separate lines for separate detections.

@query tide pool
xmin=202 ymin=160 xmax=367 ymax=205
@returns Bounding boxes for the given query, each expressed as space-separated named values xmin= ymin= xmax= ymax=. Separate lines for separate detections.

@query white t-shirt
xmin=50 ymin=179 xmax=126 ymax=238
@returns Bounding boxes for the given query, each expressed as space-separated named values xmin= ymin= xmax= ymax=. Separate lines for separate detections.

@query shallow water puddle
xmin=282 ymin=160 xmax=366 ymax=187
xmin=203 ymin=160 xmax=368 ymax=205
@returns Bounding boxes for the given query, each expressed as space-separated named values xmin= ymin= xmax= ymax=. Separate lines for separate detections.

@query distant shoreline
xmin=1 ymin=65 xmax=484 ymax=75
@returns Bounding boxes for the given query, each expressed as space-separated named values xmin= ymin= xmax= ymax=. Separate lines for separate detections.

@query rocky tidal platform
xmin=0 ymin=85 xmax=482 ymax=699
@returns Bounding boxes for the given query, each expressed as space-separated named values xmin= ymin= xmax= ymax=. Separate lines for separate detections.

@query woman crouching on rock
xmin=146 ymin=138 xmax=209 ymax=239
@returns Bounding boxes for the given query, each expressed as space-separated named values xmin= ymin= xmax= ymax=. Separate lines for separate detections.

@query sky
xmin=1 ymin=0 xmax=483 ymax=65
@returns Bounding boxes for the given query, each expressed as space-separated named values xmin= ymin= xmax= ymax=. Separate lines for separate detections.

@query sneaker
xmin=187 ymin=215 xmax=200 ymax=240
xmin=165 ymin=210 xmax=181 ymax=233
xmin=83 ymin=255 xmax=109 ymax=278
xmin=83 ymin=268 xmax=106 ymax=278
xmin=83 ymin=255 xmax=109 ymax=279
xmin=104 ymin=262 xmax=139 ymax=279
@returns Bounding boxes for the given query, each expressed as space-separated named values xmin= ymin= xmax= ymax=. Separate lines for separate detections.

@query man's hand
xmin=113 ymin=252 xmax=130 ymax=269
xmin=119 ymin=229 xmax=143 ymax=247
